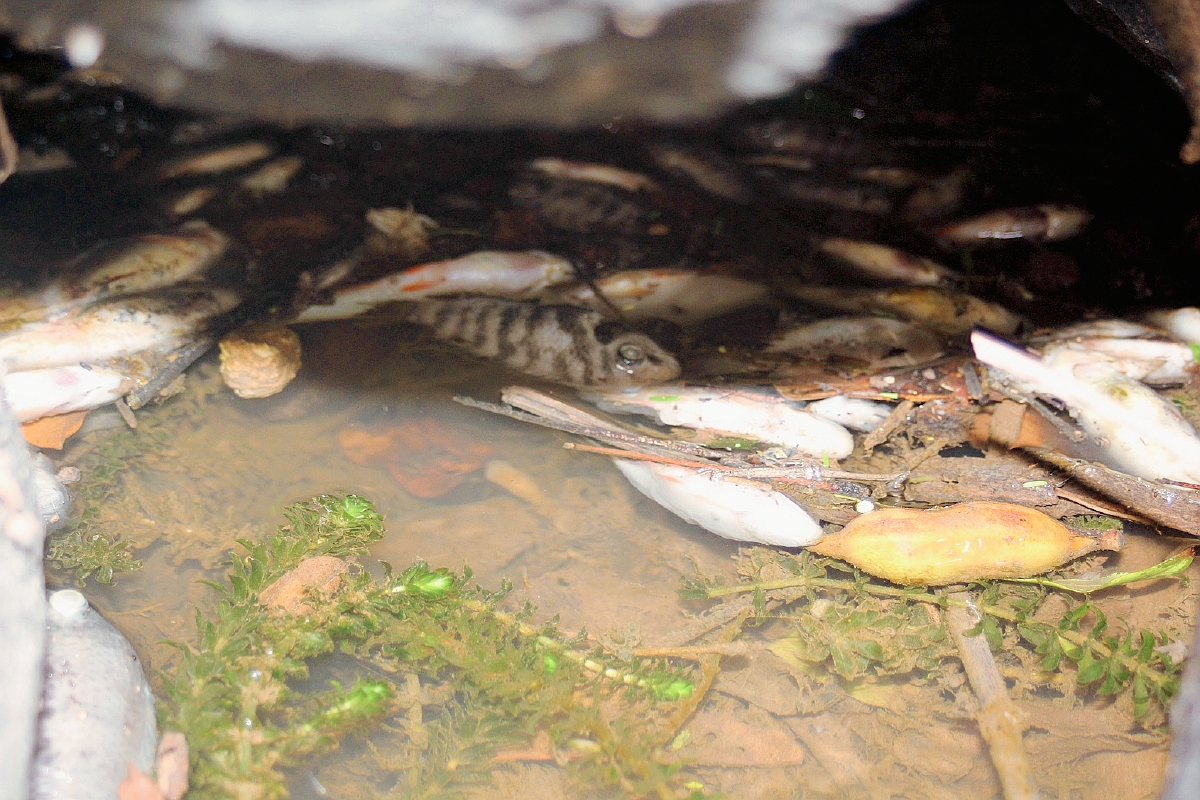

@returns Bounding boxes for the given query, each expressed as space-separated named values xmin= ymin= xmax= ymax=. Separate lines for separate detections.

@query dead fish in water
xmin=240 ymin=155 xmax=304 ymax=194
xmin=786 ymin=285 xmax=1025 ymax=337
xmin=613 ymin=458 xmax=824 ymax=547
xmin=160 ymin=140 xmax=274 ymax=178
xmin=766 ymin=315 xmax=946 ymax=368
xmin=1145 ymin=306 xmax=1200 ymax=343
xmin=1034 ymin=318 xmax=1197 ymax=384
xmin=806 ymin=395 xmax=894 ymax=432
xmin=527 ymin=157 xmax=660 ymax=192
xmin=973 ymin=330 xmax=1200 ymax=484
xmin=400 ymin=298 xmax=680 ymax=387
xmin=586 ymin=384 xmax=854 ymax=458
xmin=0 ymin=220 xmax=231 ymax=327
xmin=0 ymin=285 xmax=242 ymax=371
xmin=294 ymin=251 xmax=574 ymax=323
xmin=32 ymin=589 xmax=157 ymax=800
xmin=648 ymin=145 xmax=753 ymax=203
xmin=1043 ymin=339 xmax=1195 ymax=385
xmin=3 ymin=363 xmax=139 ymax=422
xmin=778 ymin=179 xmax=892 ymax=215
xmin=540 ymin=269 xmax=769 ymax=328
xmin=937 ymin=204 xmax=1091 ymax=246
xmin=818 ymin=238 xmax=958 ymax=286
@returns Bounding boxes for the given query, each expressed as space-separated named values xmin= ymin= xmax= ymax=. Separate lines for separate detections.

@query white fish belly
xmin=613 ymin=458 xmax=823 ymax=547
xmin=3 ymin=365 xmax=134 ymax=422
xmin=32 ymin=590 xmax=157 ymax=800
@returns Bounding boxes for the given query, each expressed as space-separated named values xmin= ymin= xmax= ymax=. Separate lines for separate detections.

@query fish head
xmin=594 ymin=325 xmax=681 ymax=387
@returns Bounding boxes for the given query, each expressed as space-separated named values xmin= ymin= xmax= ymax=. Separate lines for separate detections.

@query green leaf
xmin=855 ymin=640 xmax=885 ymax=661
xmin=1077 ymin=658 xmax=1108 ymax=686
xmin=981 ymin=616 xmax=1003 ymax=651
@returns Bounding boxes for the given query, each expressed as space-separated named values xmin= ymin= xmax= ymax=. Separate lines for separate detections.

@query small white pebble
xmin=882 ymin=375 xmax=896 ymax=385
xmin=922 ymin=368 xmax=937 ymax=379
xmin=855 ymin=499 xmax=876 ymax=514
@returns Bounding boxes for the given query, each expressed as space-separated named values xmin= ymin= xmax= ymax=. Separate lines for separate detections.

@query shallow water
xmin=37 ymin=317 xmax=1189 ymax=800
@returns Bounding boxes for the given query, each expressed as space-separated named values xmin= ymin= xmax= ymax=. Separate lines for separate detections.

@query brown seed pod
xmin=809 ymin=501 xmax=1122 ymax=586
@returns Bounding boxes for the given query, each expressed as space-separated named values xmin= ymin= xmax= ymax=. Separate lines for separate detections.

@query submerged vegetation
xmin=683 ymin=547 xmax=1189 ymax=725
xmin=157 ymin=494 xmax=702 ymax=799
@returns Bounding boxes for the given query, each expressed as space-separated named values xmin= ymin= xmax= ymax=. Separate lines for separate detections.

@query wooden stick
xmin=125 ymin=336 xmax=216 ymax=410
xmin=945 ymin=591 xmax=1039 ymax=800
xmin=564 ymin=442 xmax=900 ymax=483
xmin=861 ymin=399 xmax=914 ymax=451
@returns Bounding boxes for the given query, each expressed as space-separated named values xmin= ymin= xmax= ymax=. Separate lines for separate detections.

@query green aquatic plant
xmin=158 ymin=494 xmax=702 ymax=800
xmin=682 ymin=548 xmax=1187 ymax=724
xmin=46 ymin=398 xmax=192 ymax=582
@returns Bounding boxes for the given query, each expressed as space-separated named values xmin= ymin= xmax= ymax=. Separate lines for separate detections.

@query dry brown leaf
xmin=21 ymin=410 xmax=88 ymax=449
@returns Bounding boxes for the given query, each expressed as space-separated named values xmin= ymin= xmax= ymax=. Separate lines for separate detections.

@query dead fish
xmin=649 ymin=145 xmax=752 ymax=203
xmin=239 ymin=155 xmax=304 ymax=194
xmin=586 ymin=384 xmax=854 ymax=458
xmin=740 ymin=153 xmax=814 ymax=171
xmin=937 ymin=204 xmax=1091 ymax=246
xmin=900 ymin=169 xmax=970 ymax=222
xmin=160 ymin=140 xmax=274 ymax=178
xmin=806 ymin=395 xmax=894 ymax=432
xmin=1145 ymin=307 xmax=1200 ymax=343
xmin=786 ymin=285 xmax=1024 ymax=337
xmin=166 ymin=187 xmax=219 ymax=217
xmin=735 ymin=119 xmax=877 ymax=163
xmin=613 ymin=458 xmax=824 ymax=546
xmin=527 ymin=157 xmax=660 ymax=192
xmin=294 ymin=251 xmax=574 ymax=323
xmin=973 ymin=330 xmax=1200 ymax=484
xmin=1043 ymin=339 xmax=1195 ymax=385
xmin=766 ymin=315 xmax=946 ymax=368
xmin=32 ymin=589 xmax=157 ymax=800
xmin=0 ymin=220 xmax=231 ymax=328
xmin=401 ymin=298 xmax=680 ymax=387
xmin=780 ymin=179 xmax=892 ymax=214
xmin=0 ymin=285 xmax=242 ymax=371
xmin=540 ymin=269 xmax=769 ymax=328
xmin=819 ymin=238 xmax=958 ymax=286
xmin=3 ymin=364 xmax=138 ymax=422
xmin=1035 ymin=318 xmax=1160 ymax=342
xmin=851 ymin=166 xmax=925 ymax=189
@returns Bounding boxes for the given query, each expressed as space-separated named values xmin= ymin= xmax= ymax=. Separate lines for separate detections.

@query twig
xmin=659 ymin=616 xmax=747 ymax=741
xmin=125 ymin=336 xmax=216 ymax=410
xmin=945 ymin=591 xmax=1040 ymax=800
xmin=454 ymin=394 xmax=722 ymax=460
xmin=564 ymin=443 xmax=900 ymax=483
xmin=861 ymin=399 xmax=915 ymax=450
xmin=632 ymin=641 xmax=749 ymax=660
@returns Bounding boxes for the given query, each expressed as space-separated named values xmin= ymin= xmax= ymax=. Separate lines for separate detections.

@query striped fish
xmin=402 ymin=298 xmax=680 ymax=387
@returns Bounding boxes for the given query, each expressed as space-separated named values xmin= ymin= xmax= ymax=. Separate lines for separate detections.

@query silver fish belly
xmin=32 ymin=589 xmax=157 ymax=800
xmin=403 ymin=298 xmax=681 ymax=387
xmin=0 ymin=285 xmax=242 ymax=371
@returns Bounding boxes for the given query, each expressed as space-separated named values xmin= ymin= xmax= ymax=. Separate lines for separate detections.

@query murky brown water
xmin=37 ymin=317 xmax=1188 ymax=800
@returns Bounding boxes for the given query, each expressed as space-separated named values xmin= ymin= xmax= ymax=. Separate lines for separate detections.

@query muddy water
xmin=38 ymin=316 xmax=1187 ymax=800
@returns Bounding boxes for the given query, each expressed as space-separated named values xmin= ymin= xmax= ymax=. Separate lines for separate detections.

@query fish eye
xmin=617 ymin=343 xmax=645 ymax=366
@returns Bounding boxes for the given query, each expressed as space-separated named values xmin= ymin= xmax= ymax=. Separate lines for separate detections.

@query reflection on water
xmin=40 ymin=319 xmax=1180 ymax=800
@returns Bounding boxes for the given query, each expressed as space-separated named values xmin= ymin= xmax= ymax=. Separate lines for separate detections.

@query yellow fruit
xmin=808 ymin=501 xmax=1122 ymax=586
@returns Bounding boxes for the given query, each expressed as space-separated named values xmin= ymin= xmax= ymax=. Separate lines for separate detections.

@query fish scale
xmin=400 ymin=298 xmax=679 ymax=387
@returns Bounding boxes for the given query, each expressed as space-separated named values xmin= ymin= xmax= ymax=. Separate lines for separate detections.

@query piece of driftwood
xmin=1027 ymin=448 xmax=1200 ymax=536
xmin=946 ymin=593 xmax=1040 ymax=800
